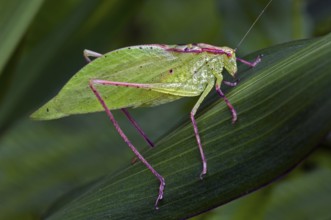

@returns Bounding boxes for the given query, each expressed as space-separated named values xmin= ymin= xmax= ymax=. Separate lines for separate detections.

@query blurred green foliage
xmin=0 ymin=0 xmax=330 ymax=219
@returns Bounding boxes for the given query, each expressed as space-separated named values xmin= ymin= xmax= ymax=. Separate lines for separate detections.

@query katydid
xmin=31 ymin=1 xmax=272 ymax=209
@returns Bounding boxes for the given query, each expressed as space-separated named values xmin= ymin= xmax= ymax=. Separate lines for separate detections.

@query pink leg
xmin=221 ymin=55 xmax=261 ymax=121
xmin=190 ymin=82 xmax=214 ymax=179
xmin=121 ymin=108 xmax=155 ymax=148
xmin=191 ymin=112 xmax=207 ymax=179
xmin=83 ymin=51 xmax=155 ymax=148
xmin=223 ymin=79 xmax=239 ymax=87
xmin=83 ymin=49 xmax=102 ymax=62
xmin=91 ymin=80 xmax=154 ymax=88
xmin=236 ymin=55 xmax=262 ymax=67
xmin=89 ymin=80 xmax=165 ymax=209
xmin=215 ymin=84 xmax=237 ymax=124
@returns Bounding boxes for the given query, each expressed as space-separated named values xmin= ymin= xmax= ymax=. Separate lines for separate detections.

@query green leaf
xmin=0 ymin=0 xmax=43 ymax=75
xmin=191 ymin=149 xmax=331 ymax=220
xmin=45 ymin=33 xmax=331 ymax=219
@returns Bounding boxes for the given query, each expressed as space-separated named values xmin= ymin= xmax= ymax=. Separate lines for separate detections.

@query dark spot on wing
xmin=46 ymin=108 xmax=49 ymax=112
xmin=169 ymin=69 xmax=173 ymax=74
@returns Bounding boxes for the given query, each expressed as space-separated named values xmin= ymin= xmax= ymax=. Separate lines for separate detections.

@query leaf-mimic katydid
xmin=31 ymin=0 xmax=272 ymax=209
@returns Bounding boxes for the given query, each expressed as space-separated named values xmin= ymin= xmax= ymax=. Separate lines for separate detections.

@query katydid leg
xmin=83 ymin=50 xmax=154 ymax=147
xmin=223 ymin=79 xmax=239 ymax=87
xmin=89 ymin=80 xmax=165 ymax=209
xmin=121 ymin=108 xmax=155 ymax=147
xmin=190 ymin=81 xmax=214 ymax=179
xmin=236 ymin=55 xmax=261 ymax=67
xmin=222 ymin=55 xmax=261 ymax=121
xmin=83 ymin=49 xmax=102 ymax=62
xmin=215 ymin=84 xmax=237 ymax=124
xmin=91 ymin=80 xmax=155 ymax=89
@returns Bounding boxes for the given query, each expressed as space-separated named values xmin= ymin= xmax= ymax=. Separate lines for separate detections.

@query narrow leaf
xmin=0 ymin=0 xmax=43 ymax=75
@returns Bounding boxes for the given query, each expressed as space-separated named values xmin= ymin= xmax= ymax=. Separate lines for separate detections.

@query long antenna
xmin=235 ymin=0 xmax=273 ymax=50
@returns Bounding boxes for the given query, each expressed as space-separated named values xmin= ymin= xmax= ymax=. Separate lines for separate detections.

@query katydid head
xmin=222 ymin=47 xmax=237 ymax=78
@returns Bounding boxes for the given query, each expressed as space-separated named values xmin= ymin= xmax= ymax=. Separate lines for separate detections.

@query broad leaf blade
xmin=192 ymin=154 xmax=331 ymax=220
xmin=46 ymin=33 xmax=331 ymax=220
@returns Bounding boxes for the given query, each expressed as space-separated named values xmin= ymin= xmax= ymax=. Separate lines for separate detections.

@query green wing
xmin=31 ymin=45 xmax=208 ymax=120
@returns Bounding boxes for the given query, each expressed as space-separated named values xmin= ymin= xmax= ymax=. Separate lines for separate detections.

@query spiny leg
xmin=223 ymin=79 xmax=239 ymax=87
xmin=236 ymin=55 xmax=262 ymax=67
xmin=121 ymin=108 xmax=154 ymax=148
xmin=191 ymin=81 xmax=214 ymax=179
xmin=215 ymin=82 xmax=237 ymax=124
xmin=83 ymin=49 xmax=102 ymax=62
xmin=221 ymin=55 xmax=262 ymax=122
xmin=83 ymin=50 xmax=154 ymax=147
xmin=221 ymin=55 xmax=261 ymax=121
xmin=89 ymin=79 xmax=165 ymax=209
